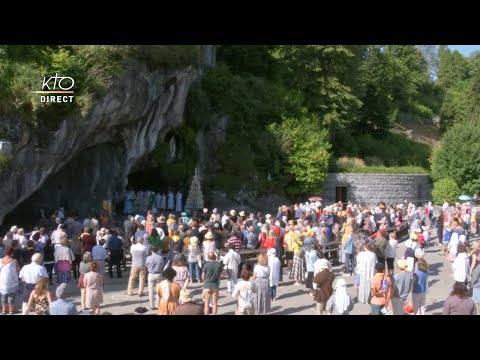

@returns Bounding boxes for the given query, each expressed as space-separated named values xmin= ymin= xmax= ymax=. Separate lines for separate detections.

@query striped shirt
xmin=226 ymin=237 xmax=244 ymax=251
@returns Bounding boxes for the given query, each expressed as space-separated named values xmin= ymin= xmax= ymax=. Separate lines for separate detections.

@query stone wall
xmin=319 ymin=173 xmax=432 ymax=207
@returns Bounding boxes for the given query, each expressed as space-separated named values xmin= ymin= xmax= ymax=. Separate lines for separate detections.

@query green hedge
xmin=347 ymin=166 xmax=429 ymax=174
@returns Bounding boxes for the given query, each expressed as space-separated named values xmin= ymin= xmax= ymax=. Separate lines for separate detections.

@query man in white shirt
xmin=19 ymin=253 xmax=48 ymax=314
xmin=127 ymin=237 xmax=147 ymax=296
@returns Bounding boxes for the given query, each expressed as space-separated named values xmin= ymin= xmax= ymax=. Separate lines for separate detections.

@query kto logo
xmin=33 ymin=73 xmax=75 ymax=103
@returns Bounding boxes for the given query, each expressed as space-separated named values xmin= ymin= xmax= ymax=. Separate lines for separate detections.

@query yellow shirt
xmin=183 ymin=237 xmax=190 ymax=252
xmin=291 ymin=237 xmax=304 ymax=255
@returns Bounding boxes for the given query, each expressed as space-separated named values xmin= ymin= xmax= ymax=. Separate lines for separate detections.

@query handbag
xmin=78 ymin=273 xmax=85 ymax=288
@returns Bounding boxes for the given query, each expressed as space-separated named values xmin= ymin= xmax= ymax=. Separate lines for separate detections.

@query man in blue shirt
xmin=49 ymin=283 xmax=79 ymax=315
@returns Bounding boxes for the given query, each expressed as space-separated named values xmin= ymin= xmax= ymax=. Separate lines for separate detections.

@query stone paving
xmin=11 ymin=229 xmax=467 ymax=315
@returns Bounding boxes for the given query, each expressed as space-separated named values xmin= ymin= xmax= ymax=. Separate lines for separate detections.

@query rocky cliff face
xmin=0 ymin=61 xmax=202 ymax=228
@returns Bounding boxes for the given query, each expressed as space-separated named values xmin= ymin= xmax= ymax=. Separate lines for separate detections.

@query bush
xmin=336 ymin=157 xmax=366 ymax=171
xmin=431 ymin=122 xmax=480 ymax=194
xmin=0 ymin=153 xmax=11 ymax=170
xmin=432 ymin=178 xmax=461 ymax=204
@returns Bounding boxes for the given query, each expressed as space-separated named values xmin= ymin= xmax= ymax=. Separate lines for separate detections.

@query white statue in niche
xmin=176 ymin=191 xmax=182 ymax=212
xmin=169 ymin=136 xmax=176 ymax=159
xmin=167 ymin=191 xmax=174 ymax=210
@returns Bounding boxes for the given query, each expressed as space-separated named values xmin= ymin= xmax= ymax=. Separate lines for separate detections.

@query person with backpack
xmin=232 ymin=269 xmax=257 ymax=315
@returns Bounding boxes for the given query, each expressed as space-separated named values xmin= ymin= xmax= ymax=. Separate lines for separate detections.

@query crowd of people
xmin=0 ymin=199 xmax=478 ymax=315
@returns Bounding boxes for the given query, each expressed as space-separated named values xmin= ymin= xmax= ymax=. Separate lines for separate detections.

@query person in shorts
xmin=202 ymin=252 xmax=223 ymax=315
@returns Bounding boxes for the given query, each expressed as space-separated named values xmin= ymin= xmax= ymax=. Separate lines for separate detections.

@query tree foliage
xmin=432 ymin=178 xmax=461 ymax=204
xmin=431 ymin=123 xmax=480 ymax=194
xmin=269 ymin=112 xmax=331 ymax=195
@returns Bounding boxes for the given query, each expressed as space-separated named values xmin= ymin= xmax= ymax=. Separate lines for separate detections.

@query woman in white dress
xmin=356 ymin=242 xmax=377 ymax=304
xmin=267 ymin=248 xmax=281 ymax=301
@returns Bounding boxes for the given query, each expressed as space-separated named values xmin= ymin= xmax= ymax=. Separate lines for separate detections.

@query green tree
xmin=431 ymin=122 xmax=480 ymax=194
xmin=437 ymin=46 xmax=470 ymax=89
xmin=276 ymin=45 xmax=365 ymax=141
xmin=439 ymin=80 xmax=472 ymax=131
xmin=269 ymin=112 xmax=331 ymax=195
xmin=357 ymin=45 xmax=397 ymax=133
xmin=431 ymin=178 xmax=461 ymax=204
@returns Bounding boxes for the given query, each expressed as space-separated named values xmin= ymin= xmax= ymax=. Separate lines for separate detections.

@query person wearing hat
xmin=312 ymin=258 xmax=335 ymax=315
xmin=187 ymin=237 xmax=202 ymax=283
xmin=202 ymin=232 xmax=216 ymax=263
xmin=173 ymin=289 xmax=204 ymax=315
xmin=19 ymin=253 xmax=48 ymax=315
xmin=326 ymin=278 xmax=354 ymax=315
xmin=443 ymin=282 xmax=477 ymax=315
xmin=49 ymin=283 xmax=79 ymax=315
xmin=391 ymin=258 xmax=413 ymax=315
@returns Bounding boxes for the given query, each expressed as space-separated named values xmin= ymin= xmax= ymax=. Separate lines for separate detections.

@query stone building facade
xmin=319 ymin=173 xmax=433 ymax=207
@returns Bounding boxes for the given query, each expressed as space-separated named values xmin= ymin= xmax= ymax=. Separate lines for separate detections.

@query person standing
xmin=83 ymin=261 xmax=103 ymax=315
xmin=126 ymin=237 xmax=148 ymax=296
xmin=0 ymin=246 xmax=20 ymax=314
xmin=19 ymin=253 xmax=48 ymax=315
xmin=49 ymin=283 xmax=79 ymax=315
xmin=223 ymin=247 xmax=241 ymax=294
xmin=201 ymin=252 xmax=223 ymax=315
xmin=92 ymin=239 xmax=108 ymax=281
xmin=312 ymin=258 xmax=335 ymax=315
xmin=326 ymin=278 xmax=354 ymax=315
xmin=54 ymin=235 xmax=75 ymax=285
xmin=471 ymin=258 xmax=480 ymax=314
xmin=356 ymin=243 xmax=377 ymax=304
xmin=107 ymin=230 xmax=123 ymax=279
xmin=78 ymin=252 xmax=91 ymax=310
xmin=385 ymin=232 xmax=398 ymax=275
xmin=453 ymin=244 xmax=470 ymax=286
xmin=253 ymin=253 xmax=271 ymax=315
xmin=443 ymin=282 xmax=477 ymax=315
xmin=146 ymin=245 xmax=165 ymax=310
xmin=27 ymin=277 xmax=52 ymax=315
xmin=370 ymin=263 xmax=393 ymax=315
xmin=305 ymin=243 xmax=318 ymax=296
xmin=267 ymin=248 xmax=281 ymax=301
xmin=412 ymin=258 xmax=429 ymax=315
xmin=173 ymin=289 xmax=204 ymax=315
xmin=158 ymin=267 xmax=181 ymax=315
xmin=232 ymin=269 xmax=257 ymax=315
xmin=187 ymin=237 xmax=202 ymax=283
xmin=391 ymin=258 xmax=413 ymax=315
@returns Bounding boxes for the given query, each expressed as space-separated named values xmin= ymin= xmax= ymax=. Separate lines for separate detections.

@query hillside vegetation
xmin=3 ymin=45 xmax=480 ymax=199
